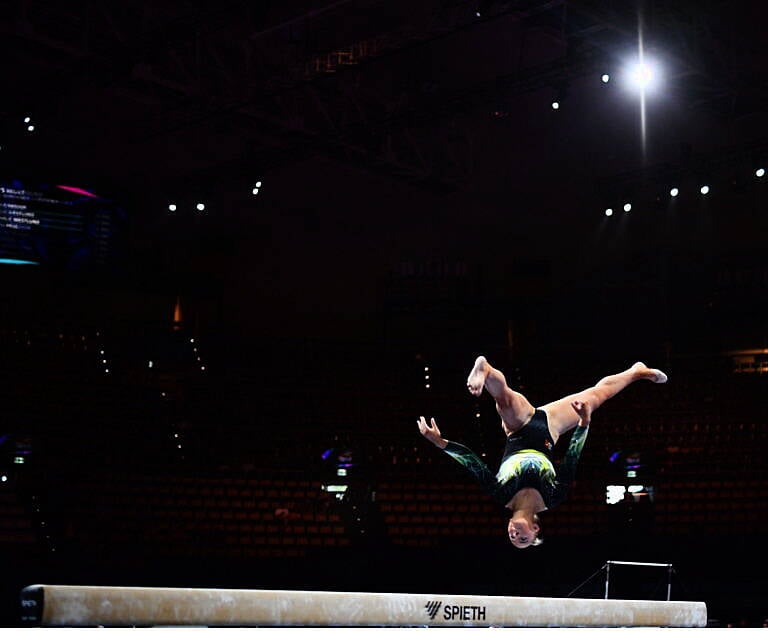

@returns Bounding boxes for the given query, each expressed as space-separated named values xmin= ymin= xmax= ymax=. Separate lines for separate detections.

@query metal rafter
xmin=3 ymin=0 xmax=575 ymax=188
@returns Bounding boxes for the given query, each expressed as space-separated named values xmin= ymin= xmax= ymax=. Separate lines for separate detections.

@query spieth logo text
xmin=425 ymin=601 xmax=487 ymax=621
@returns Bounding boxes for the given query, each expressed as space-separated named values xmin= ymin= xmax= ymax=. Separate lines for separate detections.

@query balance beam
xmin=20 ymin=584 xmax=708 ymax=627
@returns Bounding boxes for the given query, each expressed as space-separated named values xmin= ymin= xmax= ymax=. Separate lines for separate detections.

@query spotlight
xmin=196 ymin=202 xmax=205 ymax=211
xmin=601 ymin=74 xmax=610 ymax=83
xmin=700 ymin=185 xmax=710 ymax=195
xmin=756 ymin=168 xmax=765 ymax=178
xmin=475 ymin=0 xmax=493 ymax=17
xmin=605 ymin=208 xmax=613 ymax=217
xmin=168 ymin=204 xmax=177 ymax=212
xmin=623 ymin=203 xmax=632 ymax=212
xmin=628 ymin=62 xmax=653 ymax=88
xmin=625 ymin=59 xmax=660 ymax=93
xmin=23 ymin=116 xmax=31 ymax=123
xmin=670 ymin=187 xmax=679 ymax=197
xmin=550 ymin=82 xmax=568 ymax=110
xmin=27 ymin=125 xmax=35 ymax=132
xmin=252 ymin=181 xmax=262 ymax=195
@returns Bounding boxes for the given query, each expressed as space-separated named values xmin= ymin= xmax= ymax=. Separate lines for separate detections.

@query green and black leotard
xmin=442 ymin=409 xmax=588 ymax=509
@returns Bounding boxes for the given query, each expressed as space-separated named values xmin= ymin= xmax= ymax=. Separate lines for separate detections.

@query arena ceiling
xmin=2 ymin=0 xmax=766 ymax=196
xmin=1 ymin=1 xmax=768 ymax=345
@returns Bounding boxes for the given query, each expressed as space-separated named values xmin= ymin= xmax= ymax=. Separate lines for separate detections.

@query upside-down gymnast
xmin=417 ymin=356 xmax=667 ymax=548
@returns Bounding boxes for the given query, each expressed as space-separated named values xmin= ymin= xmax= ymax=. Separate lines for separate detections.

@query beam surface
xmin=20 ymin=584 xmax=708 ymax=627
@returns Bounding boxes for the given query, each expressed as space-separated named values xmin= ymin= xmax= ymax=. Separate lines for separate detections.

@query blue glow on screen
xmin=0 ymin=258 xmax=39 ymax=265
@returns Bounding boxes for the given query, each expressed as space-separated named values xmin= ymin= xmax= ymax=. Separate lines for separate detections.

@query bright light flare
xmin=623 ymin=58 xmax=661 ymax=94
xmin=606 ymin=485 xmax=626 ymax=505
xmin=627 ymin=61 xmax=656 ymax=90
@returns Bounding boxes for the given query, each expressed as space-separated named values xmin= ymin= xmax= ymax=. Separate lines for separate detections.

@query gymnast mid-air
xmin=417 ymin=356 xmax=667 ymax=548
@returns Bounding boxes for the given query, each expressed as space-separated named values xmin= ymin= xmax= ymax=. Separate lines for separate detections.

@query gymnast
xmin=417 ymin=356 xmax=667 ymax=548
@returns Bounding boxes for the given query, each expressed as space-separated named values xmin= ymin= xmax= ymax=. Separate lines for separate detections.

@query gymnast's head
xmin=507 ymin=514 xmax=542 ymax=548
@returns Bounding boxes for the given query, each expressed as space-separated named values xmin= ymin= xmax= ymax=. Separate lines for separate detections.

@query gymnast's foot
xmin=632 ymin=361 xmax=668 ymax=384
xmin=467 ymin=356 xmax=490 ymax=396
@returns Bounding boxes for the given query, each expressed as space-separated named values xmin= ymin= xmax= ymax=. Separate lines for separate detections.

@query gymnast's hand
xmin=417 ymin=416 xmax=448 ymax=449
xmin=571 ymin=400 xmax=591 ymax=427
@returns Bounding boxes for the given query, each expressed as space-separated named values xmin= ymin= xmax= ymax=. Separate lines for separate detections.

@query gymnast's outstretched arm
xmin=417 ymin=416 xmax=506 ymax=501
xmin=416 ymin=416 xmax=448 ymax=449
xmin=548 ymin=401 xmax=590 ymax=508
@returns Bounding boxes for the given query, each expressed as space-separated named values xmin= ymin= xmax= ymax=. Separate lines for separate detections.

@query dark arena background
xmin=1 ymin=1 xmax=767 ymax=627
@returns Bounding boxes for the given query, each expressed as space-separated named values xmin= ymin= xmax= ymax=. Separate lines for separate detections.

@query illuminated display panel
xmin=0 ymin=179 xmax=124 ymax=270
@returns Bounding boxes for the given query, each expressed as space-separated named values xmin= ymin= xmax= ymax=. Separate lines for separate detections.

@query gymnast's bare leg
xmin=540 ymin=361 xmax=666 ymax=441
xmin=467 ymin=356 xmax=667 ymax=442
xmin=467 ymin=355 xmax=536 ymax=435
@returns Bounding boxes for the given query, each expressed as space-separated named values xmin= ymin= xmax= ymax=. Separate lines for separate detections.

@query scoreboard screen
xmin=0 ymin=179 xmax=125 ymax=270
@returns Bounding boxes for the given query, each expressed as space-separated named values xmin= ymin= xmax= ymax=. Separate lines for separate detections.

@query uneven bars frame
xmin=604 ymin=560 xmax=674 ymax=601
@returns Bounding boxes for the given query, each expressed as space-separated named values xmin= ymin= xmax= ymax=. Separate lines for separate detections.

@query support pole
xmin=667 ymin=564 xmax=673 ymax=601
xmin=604 ymin=560 xmax=675 ymax=602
